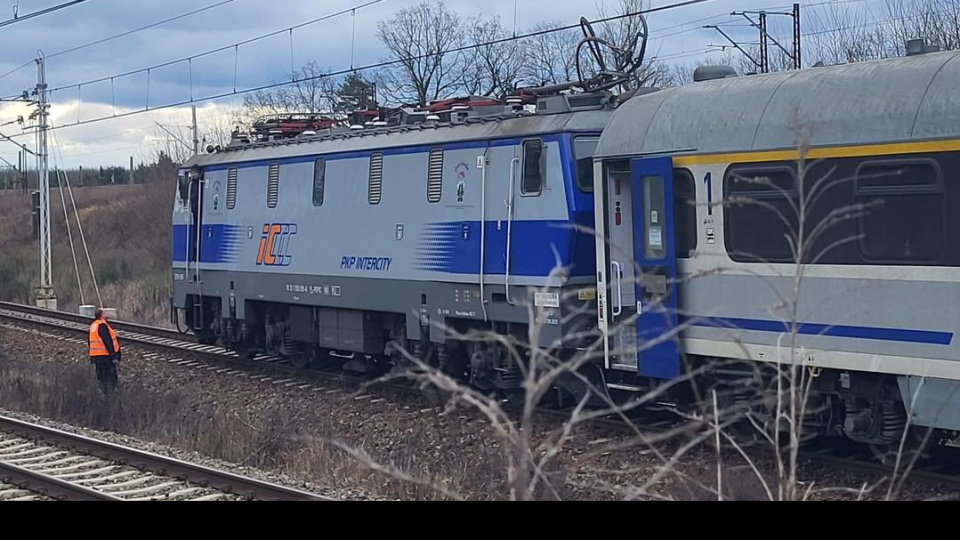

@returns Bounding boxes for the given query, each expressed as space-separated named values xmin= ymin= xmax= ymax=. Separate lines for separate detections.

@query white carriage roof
xmin=596 ymin=49 xmax=960 ymax=159
xmin=185 ymin=109 xmax=612 ymax=168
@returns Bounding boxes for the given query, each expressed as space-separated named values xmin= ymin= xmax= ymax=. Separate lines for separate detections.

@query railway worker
xmin=88 ymin=309 xmax=121 ymax=394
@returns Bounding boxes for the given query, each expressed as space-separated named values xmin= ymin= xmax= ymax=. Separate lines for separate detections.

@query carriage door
xmin=631 ymin=157 xmax=681 ymax=379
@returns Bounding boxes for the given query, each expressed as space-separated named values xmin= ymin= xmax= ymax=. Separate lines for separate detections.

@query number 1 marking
xmin=704 ymin=172 xmax=713 ymax=216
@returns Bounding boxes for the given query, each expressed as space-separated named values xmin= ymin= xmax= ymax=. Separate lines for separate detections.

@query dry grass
xmin=0 ymin=349 xmax=512 ymax=500
xmin=0 ymin=173 xmax=175 ymax=325
xmin=668 ymin=461 xmax=774 ymax=501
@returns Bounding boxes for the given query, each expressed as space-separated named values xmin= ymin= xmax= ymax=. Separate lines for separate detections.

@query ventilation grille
xmin=226 ymin=167 xmax=238 ymax=209
xmin=369 ymin=152 xmax=383 ymax=205
xmin=427 ymin=148 xmax=443 ymax=203
xmin=267 ymin=162 xmax=279 ymax=208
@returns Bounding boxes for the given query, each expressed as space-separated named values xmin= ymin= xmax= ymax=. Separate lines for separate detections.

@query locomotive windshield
xmin=574 ymin=136 xmax=599 ymax=193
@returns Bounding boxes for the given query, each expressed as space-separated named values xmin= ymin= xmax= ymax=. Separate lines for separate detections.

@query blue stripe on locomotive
xmin=414 ymin=217 xmax=596 ymax=276
xmin=172 ymin=224 xmax=243 ymax=264
xmin=413 ymin=133 xmax=596 ymax=276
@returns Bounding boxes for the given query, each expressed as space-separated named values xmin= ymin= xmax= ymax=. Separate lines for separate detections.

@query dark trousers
xmin=91 ymin=356 xmax=118 ymax=393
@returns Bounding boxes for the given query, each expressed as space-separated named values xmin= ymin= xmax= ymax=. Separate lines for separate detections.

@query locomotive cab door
xmin=185 ymin=168 xmax=204 ymax=280
xmin=598 ymin=157 xmax=681 ymax=380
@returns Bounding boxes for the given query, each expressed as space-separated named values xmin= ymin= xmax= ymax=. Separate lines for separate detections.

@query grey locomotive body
xmin=172 ymin=95 xmax=611 ymax=391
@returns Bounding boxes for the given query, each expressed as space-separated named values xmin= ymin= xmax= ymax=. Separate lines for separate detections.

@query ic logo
xmin=256 ymin=223 xmax=297 ymax=266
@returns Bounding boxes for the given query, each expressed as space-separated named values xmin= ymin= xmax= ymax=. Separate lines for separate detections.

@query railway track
xmin=0 ymin=301 xmax=196 ymax=343
xmin=0 ymin=414 xmax=332 ymax=501
xmin=1 ymin=302 xmax=960 ymax=497
xmin=0 ymin=302 xmax=331 ymax=382
xmin=0 ymin=481 xmax=51 ymax=501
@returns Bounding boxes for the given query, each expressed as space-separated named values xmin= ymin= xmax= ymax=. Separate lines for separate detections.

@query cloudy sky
xmin=0 ymin=0 xmax=888 ymax=167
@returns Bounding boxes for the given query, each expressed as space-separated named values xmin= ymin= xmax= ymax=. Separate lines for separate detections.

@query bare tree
xmin=807 ymin=2 xmax=891 ymax=65
xmin=803 ymin=0 xmax=960 ymax=67
xmin=241 ymin=61 xmax=339 ymax=124
xmin=149 ymin=125 xmax=193 ymax=164
xmin=148 ymin=112 xmax=238 ymax=164
xmin=375 ymin=1 xmax=465 ymax=105
xmin=199 ymin=112 xmax=240 ymax=150
xmin=595 ymin=0 xmax=675 ymax=88
xmin=884 ymin=0 xmax=960 ymax=54
xmin=352 ymin=295 xmax=718 ymax=500
xmin=519 ymin=21 xmax=581 ymax=87
xmin=670 ymin=51 xmax=755 ymax=85
xmin=461 ymin=15 xmax=523 ymax=98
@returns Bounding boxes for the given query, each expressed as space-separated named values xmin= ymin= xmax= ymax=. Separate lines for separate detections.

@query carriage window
xmin=724 ymin=166 xmax=798 ymax=263
xmin=856 ymin=161 xmax=943 ymax=262
xmin=369 ymin=152 xmax=383 ymax=205
xmin=573 ymin=137 xmax=599 ymax=193
xmin=643 ymin=175 xmax=667 ymax=260
xmin=313 ymin=159 xmax=326 ymax=207
xmin=226 ymin=167 xmax=238 ymax=210
xmin=858 ymin=161 xmax=939 ymax=190
xmin=674 ymin=169 xmax=697 ymax=258
xmin=521 ymin=139 xmax=545 ymax=196
xmin=267 ymin=162 xmax=279 ymax=208
xmin=427 ymin=148 xmax=443 ymax=203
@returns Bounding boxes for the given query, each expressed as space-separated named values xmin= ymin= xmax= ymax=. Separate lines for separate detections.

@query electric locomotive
xmin=171 ymin=92 xmax=614 ymax=392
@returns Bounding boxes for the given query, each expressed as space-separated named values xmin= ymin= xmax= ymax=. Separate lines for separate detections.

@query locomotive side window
xmin=724 ymin=166 xmax=798 ymax=263
xmin=856 ymin=160 xmax=944 ymax=262
xmin=573 ymin=136 xmax=599 ymax=193
xmin=177 ymin=173 xmax=189 ymax=207
xmin=673 ymin=169 xmax=697 ymax=258
xmin=369 ymin=152 xmax=383 ymax=205
xmin=313 ymin=158 xmax=326 ymax=207
xmin=226 ymin=167 xmax=238 ymax=210
xmin=427 ymin=148 xmax=443 ymax=203
xmin=267 ymin=162 xmax=280 ymax=209
xmin=521 ymin=139 xmax=545 ymax=196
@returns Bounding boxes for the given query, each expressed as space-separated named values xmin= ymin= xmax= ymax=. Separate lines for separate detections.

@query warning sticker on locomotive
xmin=535 ymin=292 xmax=560 ymax=308
xmin=648 ymin=227 xmax=663 ymax=248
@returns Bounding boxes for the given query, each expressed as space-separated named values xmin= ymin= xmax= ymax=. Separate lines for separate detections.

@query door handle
xmin=612 ymin=261 xmax=623 ymax=318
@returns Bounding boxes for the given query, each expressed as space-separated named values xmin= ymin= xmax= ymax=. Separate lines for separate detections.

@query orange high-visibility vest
xmin=89 ymin=320 xmax=120 ymax=357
